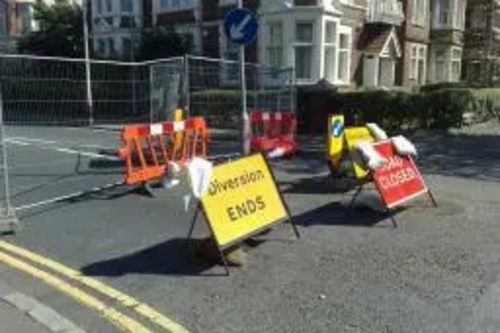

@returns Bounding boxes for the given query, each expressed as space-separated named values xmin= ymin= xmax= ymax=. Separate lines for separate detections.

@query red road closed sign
xmin=372 ymin=141 xmax=428 ymax=208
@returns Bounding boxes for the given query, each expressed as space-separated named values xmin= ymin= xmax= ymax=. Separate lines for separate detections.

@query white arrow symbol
xmin=230 ymin=14 xmax=252 ymax=40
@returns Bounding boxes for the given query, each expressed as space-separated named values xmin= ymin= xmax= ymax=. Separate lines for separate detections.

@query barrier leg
xmin=219 ymin=248 xmax=231 ymax=276
xmin=137 ymin=182 xmax=155 ymax=198
xmin=386 ymin=208 xmax=398 ymax=229
xmin=427 ymin=189 xmax=438 ymax=208
xmin=289 ymin=217 xmax=300 ymax=239
xmin=186 ymin=204 xmax=201 ymax=241
xmin=348 ymin=183 xmax=365 ymax=209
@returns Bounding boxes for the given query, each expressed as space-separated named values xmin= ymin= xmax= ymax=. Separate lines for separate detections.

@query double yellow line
xmin=0 ymin=241 xmax=192 ymax=333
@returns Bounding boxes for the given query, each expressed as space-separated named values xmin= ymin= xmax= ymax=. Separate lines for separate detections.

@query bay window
xmin=323 ymin=21 xmax=337 ymax=82
xmin=451 ymin=48 xmax=462 ymax=81
xmin=266 ymin=22 xmax=283 ymax=68
xmin=337 ymin=31 xmax=351 ymax=83
xmin=295 ymin=22 xmax=314 ymax=80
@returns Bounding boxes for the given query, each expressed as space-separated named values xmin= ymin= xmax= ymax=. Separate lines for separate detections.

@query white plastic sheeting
xmin=354 ymin=140 xmax=388 ymax=170
xmin=391 ymin=135 xmax=418 ymax=156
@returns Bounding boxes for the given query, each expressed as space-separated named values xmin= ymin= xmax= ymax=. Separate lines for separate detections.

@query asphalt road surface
xmin=0 ymin=124 xmax=499 ymax=333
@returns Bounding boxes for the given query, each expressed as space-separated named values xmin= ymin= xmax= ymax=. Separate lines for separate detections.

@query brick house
xmin=463 ymin=0 xmax=500 ymax=87
xmin=153 ymin=0 xmax=258 ymax=62
xmin=106 ymin=0 xmax=468 ymax=88
xmin=427 ymin=0 xmax=468 ymax=83
xmin=396 ymin=0 xmax=431 ymax=88
xmin=351 ymin=0 xmax=404 ymax=87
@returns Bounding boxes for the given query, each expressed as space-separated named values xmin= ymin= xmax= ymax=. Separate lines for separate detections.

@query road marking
xmin=0 ymin=241 xmax=191 ymax=333
xmin=0 ymin=250 xmax=154 ymax=333
xmin=8 ymin=136 xmax=117 ymax=150
xmin=7 ymin=138 xmax=121 ymax=161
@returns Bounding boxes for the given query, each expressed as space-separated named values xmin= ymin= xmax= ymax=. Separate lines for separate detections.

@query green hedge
xmin=469 ymin=89 xmax=500 ymax=122
xmin=185 ymin=87 xmax=500 ymax=132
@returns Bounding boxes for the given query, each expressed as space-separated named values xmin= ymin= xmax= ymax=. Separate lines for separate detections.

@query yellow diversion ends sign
xmin=201 ymin=154 xmax=289 ymax=248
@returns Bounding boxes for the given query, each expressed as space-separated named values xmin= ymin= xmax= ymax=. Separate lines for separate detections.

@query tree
xmin=136 ymin=25 xmax=191 ymax=61
xmin=17 ymin=0 xmax=84 ymax=58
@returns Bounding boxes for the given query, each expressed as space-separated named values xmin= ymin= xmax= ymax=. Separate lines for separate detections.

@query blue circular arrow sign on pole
xmin=223 ymin=8 xmax=259 ymax=45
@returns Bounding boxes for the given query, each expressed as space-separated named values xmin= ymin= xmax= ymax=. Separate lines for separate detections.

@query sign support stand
xmin=348 ymin=172 xmax=398 ymax=229
xmin=184 ymin=154 xmax=299 ymax=276
xmin=347 ymin=142 xmax=439 ymax=228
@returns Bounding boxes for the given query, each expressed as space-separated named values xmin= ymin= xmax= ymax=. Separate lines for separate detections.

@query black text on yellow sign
xmin=201 ymin=154 xmax=290 ymax=248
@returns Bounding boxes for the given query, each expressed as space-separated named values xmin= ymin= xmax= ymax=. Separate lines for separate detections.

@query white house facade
xmin=258 ymin=0 xmax=354 ymax=86
xmin=90 ymin=0 xmax=143 ymax=58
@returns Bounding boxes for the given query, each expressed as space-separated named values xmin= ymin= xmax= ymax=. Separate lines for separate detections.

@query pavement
xmin=0 ymin=279 xmax=85 ymax=333
xmin=0 ymin=123 xmax=499 ymax=332
xmin=0 ymin=301 xmax=50 ymax=333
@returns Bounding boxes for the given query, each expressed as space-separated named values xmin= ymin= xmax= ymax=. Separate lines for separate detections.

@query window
xmin=159 ymin=0 xmax=169 ymax=11
xmin=0 ymin=5 xmax=5 ymax=37
xmin=105 ymin=0 xmax=112 ymax=12
xmin=412 ymin=0 xmax=427 ymax=26
xmin=471 ymin=7 xmax=486 ymax=29
xmin=120 ymin=0 xmax=133 ymax=12
xmin=122 ymin=38 xmax=132 ymax=57
xmin=295 ymin=22 xmax=314 ymax=80
xmin=455 ymin=0 xmax=466 ymax=29
xmin=435 ymin=50 xmax=447 ymax=82
xmin=451 ymin=48 xmax=462 ymax=81
xmin=17 ymin=3 xmax=33 ymax=34
xmin=410 ymin=44 xmax=426 ymax=84
xmin=120 ymin=16 xmax=136 ymax=28
xmin=97 ymin=0 xmax=103 ymax=13
xmin=436 ymin=0 xmax=450 ymax=26
xmin=323 ymin=21 xmax=337 ymax=82
xmin=97 ymin=39 xmax=106 ymax=54
xmin=171 ymin=0 xmax=180 ymax=10
xmin=108 ymin=38 xmax=115 ymax=54
xmin=266 ymin=22 xmax=283 ymax=67
xmin=180 ymin=0 xmax=195 ymax=9
xmin=337 ymin=32 xmax=351 ymax=83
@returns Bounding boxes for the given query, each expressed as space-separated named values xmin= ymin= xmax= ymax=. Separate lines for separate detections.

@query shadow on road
xmin=279 ymin=174 xmax=359 ymax=195
xmin=291 ymin=132 xmax=500 ymax=182
xmin=412 ymin=133 xmax=500 ymax=182
xmin=81 ymin=238 xmax=228 ymax=277
xmin=292 ymin=199 xmax=403 ymax=228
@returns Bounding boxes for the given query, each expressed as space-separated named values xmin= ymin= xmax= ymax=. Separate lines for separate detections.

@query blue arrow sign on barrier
xmin=223 ymin=8 xmax=259 ymax=45
xmin=332 ymin=119 xmax=344 ymax=138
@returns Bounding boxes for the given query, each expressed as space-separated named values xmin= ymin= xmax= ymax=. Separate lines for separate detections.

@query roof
xmin=357 ymin=25 xmax=401 ymax=57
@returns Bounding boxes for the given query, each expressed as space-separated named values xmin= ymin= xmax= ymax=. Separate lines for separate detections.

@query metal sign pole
xmin=83 ymin=0 xmax=94 ymax=127
xmin=224 ymin=4 xmax=257 ymax=155
xmin=0 ymin=84 xmax=19 ymax=232
xmin=237 ymin=0 xmax=250 ymax=155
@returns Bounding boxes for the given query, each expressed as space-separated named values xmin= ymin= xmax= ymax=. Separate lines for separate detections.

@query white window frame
xmin=434 ymin=49 xmax=448 ymax=82
xmin=451 ymin=47 xmax=462 ymax=81
xmin=294 ymin=21 xmax=315 ymax=81
xmin=411 ymin=0 xmax=427 ymax=26
xmin=266 ymin=21 xmax=283 ymax=68
xmin=323 ymin=19 xmax=337 ymax=83
xmin=435 ymin=0 xmax=450 ymax=27
xmin=454 ymin=0 xmax=466 ymax=30
xmin=409 ymin=43 xmax=427 ymax=84
xmin=337 ymin=26 xmax=352 ymax=84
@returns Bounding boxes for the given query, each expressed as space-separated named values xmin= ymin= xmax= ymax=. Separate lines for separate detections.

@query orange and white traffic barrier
xmin=250 ymin=109 xmax=298 ymax=158
xmin=116 ymin=117 xmax=208 ymax=190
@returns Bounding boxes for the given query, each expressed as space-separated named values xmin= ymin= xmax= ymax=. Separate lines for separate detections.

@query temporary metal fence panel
xmin=0 ymin=53 xmax=295 ymax=217
xmin=186 ymin=55 xmax=295 ymax=130
xmin=0 ymin=54 xmax=184 ymax=126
